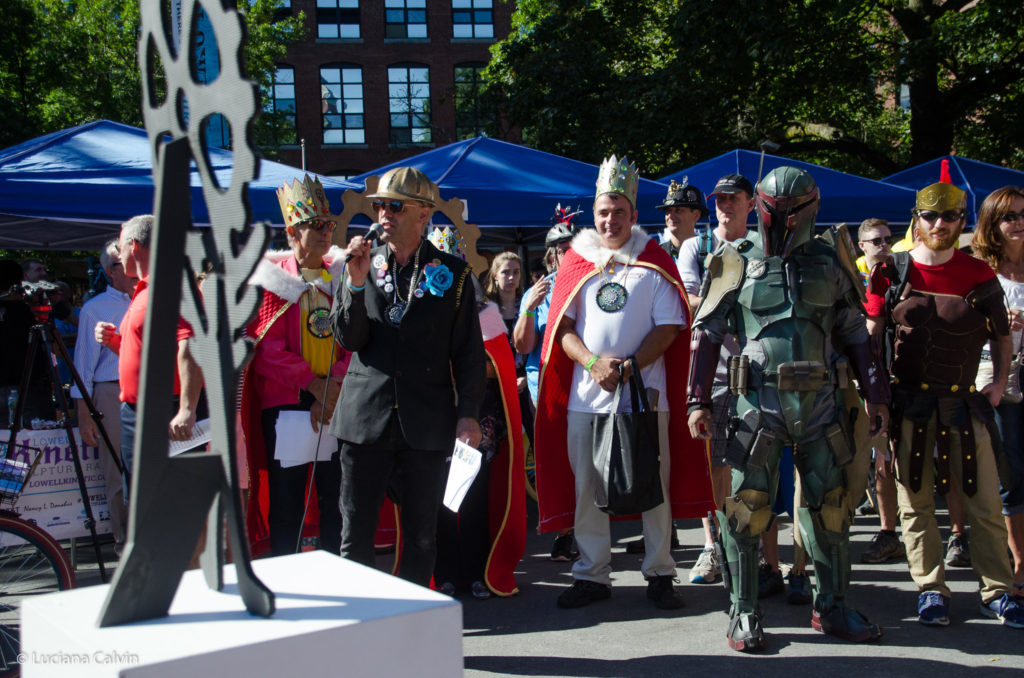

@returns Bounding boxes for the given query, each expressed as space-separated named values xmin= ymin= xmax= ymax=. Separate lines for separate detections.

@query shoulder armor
xmin=695 ymin=242 xmax=746 ymax=323
xmin=968 ymin=276 xmax=1010 ymax=336
xmin=817 ymin=224 xmax=866 ymax=304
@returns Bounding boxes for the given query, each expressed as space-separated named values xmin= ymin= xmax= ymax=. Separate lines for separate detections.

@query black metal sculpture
xmin=99 ymin=0 xmax=274 ymax=625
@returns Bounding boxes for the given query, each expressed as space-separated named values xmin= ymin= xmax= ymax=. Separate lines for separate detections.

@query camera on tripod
xmin=9 ymin=280 xmax=59 ymax=323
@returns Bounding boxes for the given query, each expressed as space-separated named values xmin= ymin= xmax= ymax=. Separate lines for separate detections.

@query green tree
xmin=484 ymin=0 xmax=1024 ymax=177
xmin=0 ymin=0 xmax=305 ymax=152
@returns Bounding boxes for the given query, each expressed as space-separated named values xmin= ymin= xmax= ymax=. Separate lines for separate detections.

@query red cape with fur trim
xmin=534 ymin=236 xmax=714 ymax=533
xmin=242 ymin=249 xmax=348 ymax=556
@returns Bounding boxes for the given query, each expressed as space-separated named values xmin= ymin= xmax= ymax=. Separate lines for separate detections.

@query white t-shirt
xmin=677 ymin=231 xmax=749 ymax=385
xmin=676 ymin=232 xmax=719 ymax=297
xmin=565 ymin=265 xmax=685 ymax=414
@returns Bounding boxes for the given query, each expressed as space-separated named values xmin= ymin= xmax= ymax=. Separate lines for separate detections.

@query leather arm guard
xmin=687 ymin=329 xmax=723 ymax=414
xmin=845 ymin=338 xmax=890 ymax=405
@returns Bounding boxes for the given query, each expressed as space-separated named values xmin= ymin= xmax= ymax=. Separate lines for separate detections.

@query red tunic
xmin=534 ymin=237 xmax=715 ymax=533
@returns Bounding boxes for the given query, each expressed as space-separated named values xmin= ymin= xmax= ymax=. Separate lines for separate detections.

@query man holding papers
xmin=242 ymin=175 xmax=349 ymax=557
xmin=333 ymin=167 xmax=486 ymax=587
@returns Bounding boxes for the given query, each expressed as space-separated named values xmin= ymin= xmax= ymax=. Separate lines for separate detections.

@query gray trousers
xmin=566 ymin=410 xmax=675 ymax=586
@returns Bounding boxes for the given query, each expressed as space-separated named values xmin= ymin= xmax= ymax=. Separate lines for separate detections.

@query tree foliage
xmin=0 ymin=0 xmax=305 ymax=152
xmin=483 ymin=0 xmax=1024 ymax=178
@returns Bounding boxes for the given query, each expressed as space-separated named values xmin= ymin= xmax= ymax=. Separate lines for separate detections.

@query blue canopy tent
xmin=0 ymin=120 xmax=359 ymax=250
xmin=349 ymin=137 xmax=671 ymax=236
xmin=883 ymin=156 xmax=1024 ymax=227
xmin=661 ymin=150 xmax=918 ymax=228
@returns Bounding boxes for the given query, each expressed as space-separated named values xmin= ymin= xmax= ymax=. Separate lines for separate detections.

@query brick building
xmin=266 ymin=0 xmax=517 ymax=177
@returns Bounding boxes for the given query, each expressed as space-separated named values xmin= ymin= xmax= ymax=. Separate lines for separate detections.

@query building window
xmin=385 ymin=0 xmax=427 ymax=39
xmin=389 ymin=65 xmax=431 ymax=144
xmin=264 ymin=65 xmax=297 ymax=145
xmin=317 ymin=0 xmax=360 ymax=39
xmin=454 ymin=64 xmax=486 ymax=139
xmin=452 ymin=0 xmax=493 ymax=39
xmin=321 ymin=65 xmax=365 ymax=145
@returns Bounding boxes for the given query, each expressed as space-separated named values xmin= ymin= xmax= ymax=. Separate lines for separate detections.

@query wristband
xmin=346 ymin=281 xmax=365 ymax=292
xmin=584 ymin=355 xmax=599 ymax=371
xmin=524 ymin=310 xmax=535 ymax=317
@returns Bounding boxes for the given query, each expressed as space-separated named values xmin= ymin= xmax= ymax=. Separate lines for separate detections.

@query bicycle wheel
xmin=0 ymin=514 xmax=76 ymax=677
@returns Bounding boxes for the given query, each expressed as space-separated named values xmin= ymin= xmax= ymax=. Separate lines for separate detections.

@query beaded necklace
xmin=386 ymin=243 xmax=421 ymax=327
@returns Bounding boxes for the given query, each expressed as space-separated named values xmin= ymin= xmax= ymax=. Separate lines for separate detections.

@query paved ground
xmin=63 ymin=505 xmax=1024 ymax=677
xmin=459 ymin=508 xmax=1024 ymax=678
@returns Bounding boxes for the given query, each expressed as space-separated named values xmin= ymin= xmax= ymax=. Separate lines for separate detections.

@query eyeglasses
xmin=999 ymin=212 xmax=1024 ymax=223
xmin=372 ymin=199 xmax=421 ymax=214
xmin=864 ymin=236 xmax=893 ymax=247
xmin=299 ymin=219 xmax=337 ymax=232
xmin=915 ymin=209 xmax=964 ymax=223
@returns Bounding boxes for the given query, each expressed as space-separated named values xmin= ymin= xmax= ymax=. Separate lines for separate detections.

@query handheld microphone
xmin=345 ymin=222 xmax=383 ymax=263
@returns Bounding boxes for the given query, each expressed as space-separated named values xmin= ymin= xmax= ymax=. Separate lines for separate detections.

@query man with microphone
xmin=331 ymin=167 xmax=486 ymax=586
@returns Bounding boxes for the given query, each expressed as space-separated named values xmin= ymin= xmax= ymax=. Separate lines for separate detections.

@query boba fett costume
xmin=687 ymin=167 xmax=890 ymax=651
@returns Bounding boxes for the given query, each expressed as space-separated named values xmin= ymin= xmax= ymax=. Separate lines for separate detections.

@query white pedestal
xmin=21 ymin=551 xmax=462 ymax=677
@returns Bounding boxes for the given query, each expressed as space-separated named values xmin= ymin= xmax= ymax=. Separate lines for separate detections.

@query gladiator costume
xmin=687 ymin=167 xmax=889 ymax=651
xmin=868 ymin=181 xmax=1017 ymax=611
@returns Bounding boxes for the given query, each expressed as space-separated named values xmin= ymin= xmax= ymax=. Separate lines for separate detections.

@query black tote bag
xmin=591 ymin=357 xmax=664 ymax=515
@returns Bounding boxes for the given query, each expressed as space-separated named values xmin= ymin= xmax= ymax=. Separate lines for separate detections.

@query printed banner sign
xmin=0 ymin=428 xmax=112 ymax=541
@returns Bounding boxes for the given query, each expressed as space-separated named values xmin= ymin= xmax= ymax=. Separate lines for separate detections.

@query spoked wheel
xmin=0 ymin=514 xmax=75 ymax=677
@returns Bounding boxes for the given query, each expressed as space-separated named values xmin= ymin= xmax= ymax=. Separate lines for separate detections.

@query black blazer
xmin=329 ymin=240 xmax=486 ymax=450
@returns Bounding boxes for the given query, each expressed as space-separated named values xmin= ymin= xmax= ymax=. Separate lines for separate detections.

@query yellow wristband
xmin=584 ymin=356 xmax=599 ymax=371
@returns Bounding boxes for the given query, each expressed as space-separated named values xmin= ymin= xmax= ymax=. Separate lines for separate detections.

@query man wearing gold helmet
xmin=242 ymin=174 xmax=348 ymax=557
xmin=535 ymin=155 xmax=714 ymax=610
xmin=333 ymin=167 xmax=486 ymax=587
xmin=866 ymin=181 xmax=1024 ymax=629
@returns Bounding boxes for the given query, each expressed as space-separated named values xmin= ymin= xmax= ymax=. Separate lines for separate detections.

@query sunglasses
xmin=299 ymin=219 xmax=336 ymax=232
xmin=999 ymin=211 xmax=1024 ymax=223
xmin=372 ymin=199 xmax=423 ymax=213
xmin=864 ymin=236 xmax=893 ymax=247
xmin=915 ymin=209 xmax=964 ymax=223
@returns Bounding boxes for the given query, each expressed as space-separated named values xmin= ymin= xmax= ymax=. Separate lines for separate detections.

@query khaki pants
xmin=91 ymin=381 xmax=127 ymax=548
xmin=894 ymin=413 xmax=1011 ymax=602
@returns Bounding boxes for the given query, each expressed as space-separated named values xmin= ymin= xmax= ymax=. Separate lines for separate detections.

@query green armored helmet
xmin=755 ymin=166 xmax=820 ymax=258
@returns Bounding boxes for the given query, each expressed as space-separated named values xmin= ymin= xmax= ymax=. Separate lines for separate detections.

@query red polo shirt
xmin=118 ymin=277 xmax=194 ymax=404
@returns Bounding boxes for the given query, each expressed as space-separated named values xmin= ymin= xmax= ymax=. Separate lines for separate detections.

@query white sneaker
xmin=689 ymin=547 xmax=720 ymax=584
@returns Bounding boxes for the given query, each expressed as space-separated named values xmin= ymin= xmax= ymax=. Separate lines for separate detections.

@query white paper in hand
xmin=168 ymin=418 xmax=212 ymax=456
xmin=274 ymin=411 xmax=337 ymax=468
xmin=443 ymin=439 xmax=482 ymax=512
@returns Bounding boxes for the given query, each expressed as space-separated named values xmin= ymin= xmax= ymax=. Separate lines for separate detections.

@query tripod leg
xmin=51 ymin=331 xmax=126 ymax=477
xmin=39 ymin=324 xmax=108 ymax=582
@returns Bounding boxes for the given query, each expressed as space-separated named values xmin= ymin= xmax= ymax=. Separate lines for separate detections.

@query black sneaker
xmin=861 ymin=531 xmax=906 ymax=564
xmin=758 ymin=563 xmax=784 ymax=599
xmin=646 ymin=575 xmax=685 ymax=610
xmin=945 ymin=533 xmax=971 ymax=568
xmin=557 ymin=579 xmax=611 ymax=608
xmin=625 ymin=530 xmax=680 ymax=554
xmin=550 ymin=533 xmax=580 ymax=562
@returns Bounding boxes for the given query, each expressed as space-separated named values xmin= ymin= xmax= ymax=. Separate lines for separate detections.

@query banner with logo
xmin=0 ymin=428 xmax=112 ymax=541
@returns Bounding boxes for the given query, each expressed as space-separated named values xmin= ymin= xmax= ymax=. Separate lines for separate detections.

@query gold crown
xmin=596 ymin=155 xmax=640 ymax=207
xmin=277 ymin=174 xmax=333 ymax=227
xmin=916 ymin=182 xmax=966 ymax=212
xmin=428 ymin=225 xmax=467 ymax=260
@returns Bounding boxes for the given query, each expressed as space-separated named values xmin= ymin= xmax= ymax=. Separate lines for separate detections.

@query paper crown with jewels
xmin=277 ymin=174 xmax=333 ymax=228
xmin=428 ymin=225 xmax=467 ymax=261
xmin=595 ymin=155 xmax=640 ymax=208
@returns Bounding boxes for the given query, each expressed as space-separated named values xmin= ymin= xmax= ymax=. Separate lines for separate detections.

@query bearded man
xmin=866 ymin=181 xmax=1024 ymax=629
